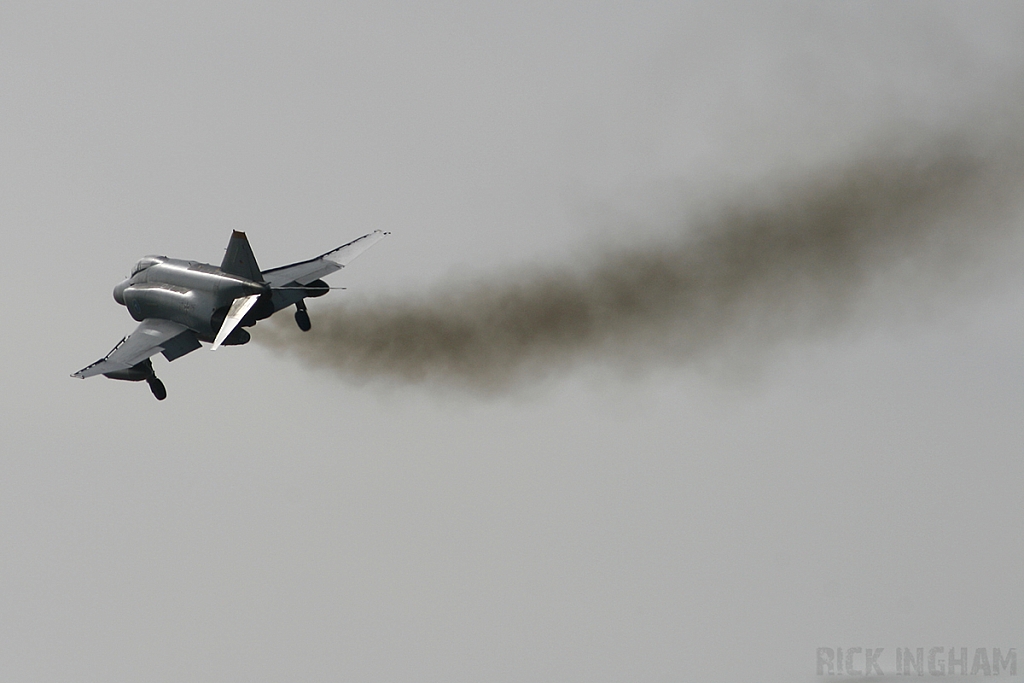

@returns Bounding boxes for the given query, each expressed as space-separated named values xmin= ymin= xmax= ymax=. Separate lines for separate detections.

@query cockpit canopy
xmin=131 ymin=256 xmax=164 ymax=276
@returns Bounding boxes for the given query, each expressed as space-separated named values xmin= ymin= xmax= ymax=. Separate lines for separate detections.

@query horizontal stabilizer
xmin=211 ymin=294 xmax=261 ymax=350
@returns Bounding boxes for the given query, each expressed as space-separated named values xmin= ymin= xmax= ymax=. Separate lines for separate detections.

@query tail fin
xmin=221 ymin=231 xmax=264 ymax=282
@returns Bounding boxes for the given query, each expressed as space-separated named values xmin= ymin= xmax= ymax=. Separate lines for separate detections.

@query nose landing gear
xmin=295 ymin=301 xmax=312 ymax=331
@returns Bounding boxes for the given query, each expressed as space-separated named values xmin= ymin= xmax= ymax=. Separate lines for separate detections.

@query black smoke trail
xmin=256 ymin=131 xmax=1023 ymax=391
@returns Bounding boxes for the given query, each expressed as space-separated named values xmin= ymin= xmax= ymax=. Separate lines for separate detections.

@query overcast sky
xmin=1 ymin=2 xmax=1023 ymax=681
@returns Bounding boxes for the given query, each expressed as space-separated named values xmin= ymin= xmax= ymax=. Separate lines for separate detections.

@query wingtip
xmin=232 ymin=230 xmax=247 ymax=238
xmin=71 ymin=364 xmax=96 ymax=379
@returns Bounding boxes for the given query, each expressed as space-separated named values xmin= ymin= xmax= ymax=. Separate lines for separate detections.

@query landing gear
xmin=147 ymin=375 xmax=167 ymax=401
xmin=294 ymin=301 xmax=311 ymax=331
xmin=103 ymin=358 xmax=168 ymax=401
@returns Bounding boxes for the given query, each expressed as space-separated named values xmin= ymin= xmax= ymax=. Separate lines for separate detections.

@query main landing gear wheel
xmin=147 ymin=376 xmax=167 ymax=401
xmin=294 ymin=303 xmax=311 ymax=332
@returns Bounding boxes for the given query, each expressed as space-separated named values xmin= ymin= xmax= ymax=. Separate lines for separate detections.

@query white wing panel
xmin=210 ymin=294 xmax=260 ymax=350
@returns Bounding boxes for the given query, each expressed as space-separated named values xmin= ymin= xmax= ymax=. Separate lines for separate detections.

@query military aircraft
xmin=72 ymin=230 xmax=388 ymax=400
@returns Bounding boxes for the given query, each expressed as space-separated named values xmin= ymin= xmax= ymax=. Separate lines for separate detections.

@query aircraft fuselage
xmin=112 ymin=257 xmax=270 ymax=341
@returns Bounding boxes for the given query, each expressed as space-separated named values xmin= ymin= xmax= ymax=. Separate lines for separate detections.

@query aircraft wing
xmin=261 ymin=230 xmax=388 ymax=288
xmin=72 ymin=319 xmax=202 ymax=379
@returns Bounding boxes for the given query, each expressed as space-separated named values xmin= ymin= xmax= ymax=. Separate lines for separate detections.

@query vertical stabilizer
xmin=221 ymin=231 xmax=264 ymax=282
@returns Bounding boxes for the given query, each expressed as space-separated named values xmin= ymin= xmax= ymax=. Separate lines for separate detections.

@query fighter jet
xmin=72 ymin=230 xmax=388 ymax=400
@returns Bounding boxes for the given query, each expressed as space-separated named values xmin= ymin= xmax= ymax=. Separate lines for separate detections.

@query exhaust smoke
xmin=256 ymin=130 xmax=1023 ymax=391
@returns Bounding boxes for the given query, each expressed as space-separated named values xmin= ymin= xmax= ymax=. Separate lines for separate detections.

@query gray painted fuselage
xmin=113 ymin=257 xmax=269 ymax=340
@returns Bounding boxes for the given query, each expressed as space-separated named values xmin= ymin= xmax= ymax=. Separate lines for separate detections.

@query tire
xmin=148 ymin=377 xmax=167 ymax=401
xmin=295 ymin=309 xmax=312 ymax=332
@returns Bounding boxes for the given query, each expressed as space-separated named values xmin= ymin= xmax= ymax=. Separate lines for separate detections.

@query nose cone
xmin=113 ymin=279 xmax=130 ymax=305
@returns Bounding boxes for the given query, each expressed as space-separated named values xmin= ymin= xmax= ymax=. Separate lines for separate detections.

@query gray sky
xmin=1 ymin=2 xmax=1022 ymax=681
